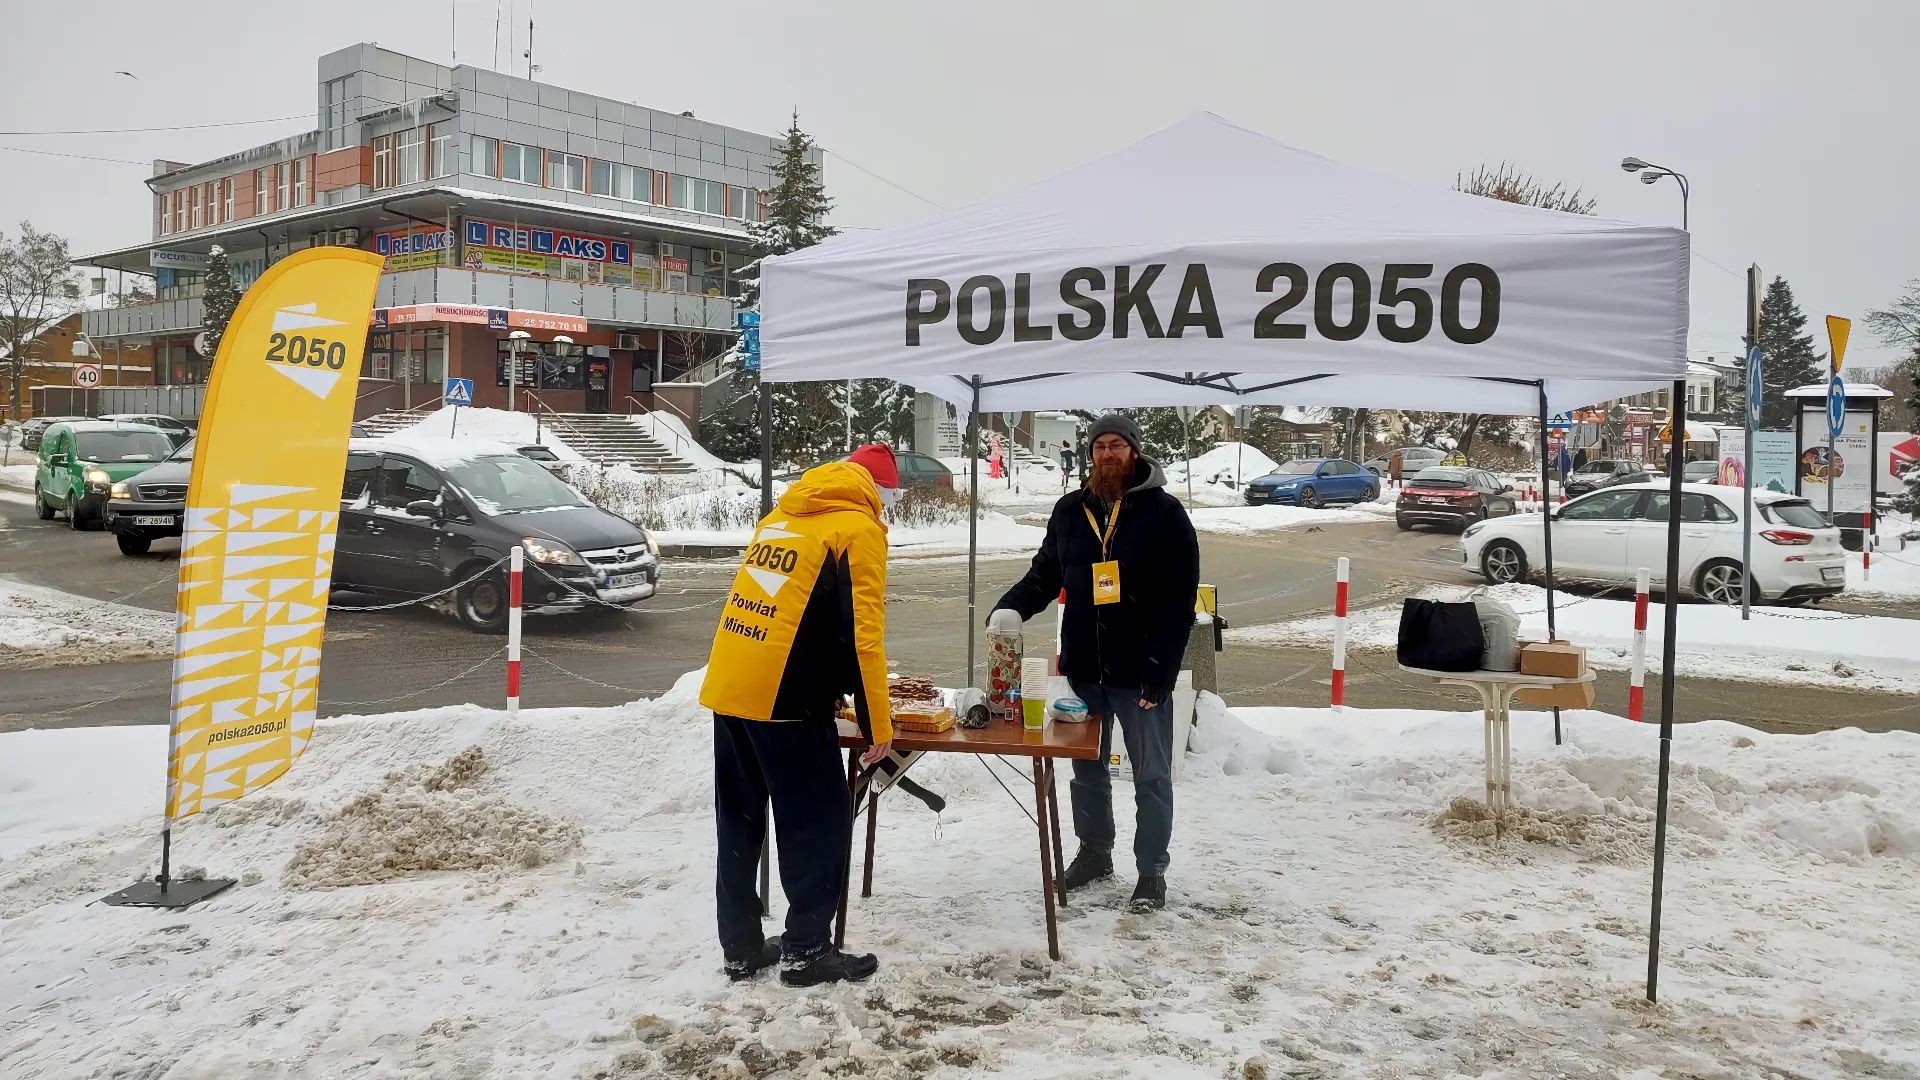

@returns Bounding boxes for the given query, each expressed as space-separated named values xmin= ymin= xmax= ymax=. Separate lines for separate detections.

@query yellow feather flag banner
xmin=165 ymin=247 xmax=384 ymax=822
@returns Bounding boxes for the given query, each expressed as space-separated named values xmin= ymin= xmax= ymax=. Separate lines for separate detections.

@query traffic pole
xmin=1863 ymin=511 xmax=1872 ymax=582
xmin=507 ymin=545 xmax=523 ymax=718
xmin=1629 ymin=568 xmax=1649 ymax=722
xmin=1331 ymin=557 xmax=1349 ymax=710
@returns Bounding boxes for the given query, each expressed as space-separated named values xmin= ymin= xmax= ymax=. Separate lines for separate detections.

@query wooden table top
xmin=839 ymin=719 xmax=1103 ymax=760
xmin=1397 ymin=664 xmax=1596 ymax=687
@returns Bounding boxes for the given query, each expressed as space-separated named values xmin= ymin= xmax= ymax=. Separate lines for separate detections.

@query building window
xmin=728 ymin=185 xmax=761 ymax=221
xmin=668 ymin=174 xmax=728 ymax=215
xmin=500 ymin=141 xmax=538 ymax=184
xmin=591 ymin=161 xmax=654 ymax=203
xmin=157 ymin=194 xmax=170 ymax=235
xmin=221 ymin=178 xmax=234 ymax=223
xmin=470 ymin=135 xmax=498 ymax=178
xmin=430 ymin=123 xmax=454 ymax=178
xmin=396 ymin=128 xmax=425 ymax=186
xmin=276 ymin=165 xmax=290 ymax=211
xmin=189 ymin=186 xmax=202 ymax=230
xmin=172 ymin=190 xmax=184 ymax=233
xmin=372 ymin=134 xmax=394 ymax=189
xmin=323 ymin=76 xmax=351 ymax=150
xmin=254 ymin=168 xmax=268 ymax=215
xmin=292 ymin=157 xmax=308 ymax=206
xmin=548 ymin=152 xmax=585 ymax=193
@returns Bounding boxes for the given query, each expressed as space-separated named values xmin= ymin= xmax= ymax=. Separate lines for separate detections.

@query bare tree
xmin=0 ymin=223 xmax=82 ymax=421
xmin=1454 ymin=162 xmax=1598 ymax=216
xmin=1865 ymin=279 xmax=1920 ymax=432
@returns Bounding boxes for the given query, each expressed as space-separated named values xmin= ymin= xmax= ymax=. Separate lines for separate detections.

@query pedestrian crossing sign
xmin=444 ymin=377 xmax=474 ymax=406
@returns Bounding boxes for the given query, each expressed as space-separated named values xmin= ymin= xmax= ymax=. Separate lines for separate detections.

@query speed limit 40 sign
xmin=72 ymin=364 xmax=102 ymax=388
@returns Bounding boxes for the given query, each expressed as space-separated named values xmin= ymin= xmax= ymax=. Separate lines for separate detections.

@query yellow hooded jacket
xmin=699 ymin=462 xmax=892 ymax=745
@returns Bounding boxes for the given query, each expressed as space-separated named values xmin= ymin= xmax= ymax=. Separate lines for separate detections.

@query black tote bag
xmin=1396 ymin=598 xmax=1486 ymax=672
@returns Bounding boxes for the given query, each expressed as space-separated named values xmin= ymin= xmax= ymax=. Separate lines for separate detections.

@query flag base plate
xmin=98 ymin=877 xmax=236 ymax=909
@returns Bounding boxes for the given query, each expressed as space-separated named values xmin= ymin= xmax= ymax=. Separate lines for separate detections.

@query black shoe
xmin=1062 ymin=846 xmax=1114 ymax=891
xmin=1129 ymin=874 xmax=1166 ymax=912
xmin=724 ymin=939 xmax=782 ymax=982
xmin=779 ymin=948 xmax=879 ymax=987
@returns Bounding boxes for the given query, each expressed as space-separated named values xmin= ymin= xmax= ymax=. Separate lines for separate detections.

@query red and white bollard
xmin=1863 ymin=511 xmax=1873 ymax=582
xmin=1332 ymin=557 xmax=1349 ymax=710
xmin=507 ymin=545 xmax=524 ymax=718
xmin=1628 ymin=567 xmax=1649 ymax=722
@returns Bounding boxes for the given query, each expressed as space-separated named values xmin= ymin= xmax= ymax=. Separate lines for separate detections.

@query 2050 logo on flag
xmin=165 ymin=247 xmax=384 ymax=821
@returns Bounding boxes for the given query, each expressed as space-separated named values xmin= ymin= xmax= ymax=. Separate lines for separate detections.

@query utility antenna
xmin=451 ymin=1 xmax=457 ymax=65
xmin=526 ymin=18 xmax=537 ymax=77
xmin=493 ymin=0 xmax=501 ymax=70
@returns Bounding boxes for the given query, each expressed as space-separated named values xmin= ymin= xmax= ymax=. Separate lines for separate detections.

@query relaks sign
xmin=464 ymin=219 xmax=632 ymax=265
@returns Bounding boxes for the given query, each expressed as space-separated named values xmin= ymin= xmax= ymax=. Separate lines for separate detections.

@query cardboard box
xmin=1514 ymin=681 xmax=1596 ymax=708
xmin=1520 ymin=641 xmax=1587 ymax=679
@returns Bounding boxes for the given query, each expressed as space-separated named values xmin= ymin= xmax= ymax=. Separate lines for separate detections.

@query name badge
xmin=1092 ymin=560 xmax=1121 ymax=605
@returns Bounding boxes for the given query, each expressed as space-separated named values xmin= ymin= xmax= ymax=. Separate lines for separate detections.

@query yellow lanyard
xmin=1082 ymin=500 xmax=1123 ymax=558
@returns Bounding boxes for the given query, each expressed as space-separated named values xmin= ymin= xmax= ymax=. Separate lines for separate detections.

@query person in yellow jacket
xmin=700 ymin=444 xmax=899 ymax=986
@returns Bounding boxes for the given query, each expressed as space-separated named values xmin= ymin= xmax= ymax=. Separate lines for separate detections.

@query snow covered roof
xmin=350 ymin=435 xmax=528 ymax=468
xmin=1783 ymin=381 xmax=1894 ymax=399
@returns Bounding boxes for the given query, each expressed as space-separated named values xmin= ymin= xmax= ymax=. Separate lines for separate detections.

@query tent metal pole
xmin=966 ymin=376 xmax=981 ymax=689
xmin=1537 ymin=383 xmax=1560 ymax=745
xmin=759 ymin=375 xmax=772 ymax=517
xmin=1646 ymin=376 xmax=1687 ymax=1003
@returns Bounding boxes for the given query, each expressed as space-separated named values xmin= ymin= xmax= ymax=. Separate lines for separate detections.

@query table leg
xmin=836 ymin=749 xmax=857 ymax=950
xmin=861 ymin=787 xmax=879 ymax=898
xmin=1045 ymin=759 xmax=1067 ymax=907
xmin=1034 ymin=758 xmax=1060 ymax=961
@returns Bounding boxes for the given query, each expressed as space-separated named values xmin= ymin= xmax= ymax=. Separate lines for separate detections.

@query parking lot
xmin=5 ymin=482 xmax=1919 ymax=734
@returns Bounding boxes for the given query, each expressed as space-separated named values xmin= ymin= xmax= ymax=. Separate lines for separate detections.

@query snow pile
xmin=5 ymin=676 xmax=1920 ymax=1077
xmin=280 ymin=746 xmax=583 ymax=889
xmin=0 ymin=462 xmax=35 ymax=490
xmin=1163 ymin=441 xmax=1278 ymax=488
xmin=1229 ymin=580 xmax=1920 ymax=694
xmin=0 ymin=580 xmax=174 ymax=667
xmin=1187 ymin=503 xmax=1374 ymax=535
xmin=391 ymin=406 xmax=586 ymax=461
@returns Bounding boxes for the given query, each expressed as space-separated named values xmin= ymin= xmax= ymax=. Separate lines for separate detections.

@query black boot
xmin=780 ymin=948 xmax=879 ymax=987
xmin=724 ymin=939 xmax=782 ymax=982
xmin=1129 ymin=874 xmax=1166 ymax=912
xmin=1062 ymin=846 xmax=1114 ymax=890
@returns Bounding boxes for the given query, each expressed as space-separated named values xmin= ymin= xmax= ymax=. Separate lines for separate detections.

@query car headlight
xmin=85 ymin=468 xmax=111 ymax=486
xmin=521 ymin=537 xmax=581 ymax=565
xmin=643 ymin=530 xmax=660 ymax=558
xmin=1462 ymin=521 xmax=1485 ymax=540
xmin=110 ymin=481 xmax=132 ymax=500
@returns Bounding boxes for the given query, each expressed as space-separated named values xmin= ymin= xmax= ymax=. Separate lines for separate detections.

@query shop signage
xmin=373 ymin=226 xmax=452 ymax=270
xmin=372 ymin=304 xmax=587 ymax=335
xmin=150 ymin=249 xmax=211 ymax=270
xmin=464 ymin=219 xmax=631 ymax=265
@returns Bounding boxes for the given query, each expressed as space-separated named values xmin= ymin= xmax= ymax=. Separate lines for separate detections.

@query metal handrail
xmin=619 ymin=395 xmax=694 ymax=460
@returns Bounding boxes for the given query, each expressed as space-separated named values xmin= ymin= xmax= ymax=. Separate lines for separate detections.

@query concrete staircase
xmin=359 ymin=410 xmax=700 ymax=474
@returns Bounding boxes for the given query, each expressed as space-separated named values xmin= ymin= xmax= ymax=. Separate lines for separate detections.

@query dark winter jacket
xmin=994 ymin=456 xmax=1200 ymax=694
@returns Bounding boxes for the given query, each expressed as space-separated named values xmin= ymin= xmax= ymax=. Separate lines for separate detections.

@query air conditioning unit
xmin=616 ymin=332 xmax=644 ymax=352
xmin=658 ymin=243 xmax=679 ymax=259
xmin=331 ymin=228 xmax=361 ymax=247
xmin=705 ymin=249 xmax=726 ymax=267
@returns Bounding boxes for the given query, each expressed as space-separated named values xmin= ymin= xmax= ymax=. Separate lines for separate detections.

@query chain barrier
xmin=30 ymin=672 xmax=173 ymax=718
xmin=327 ymin=554 xmax=512 ymax=612
xmin=325 ymin=646 xmax=508 ymax=710
xmin=518 ymin=646 xmax=666 ymax=698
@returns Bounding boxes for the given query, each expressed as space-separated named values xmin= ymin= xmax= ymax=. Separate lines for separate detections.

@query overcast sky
xmin=5 ymin=0 xmax=1912 ymax=370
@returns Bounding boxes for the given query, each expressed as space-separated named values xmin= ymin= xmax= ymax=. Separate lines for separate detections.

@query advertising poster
xmin=1717 ymin=429 xmax=1797 ymax=492
xmin=1797 ymin=410 xmax=1874 ymax=513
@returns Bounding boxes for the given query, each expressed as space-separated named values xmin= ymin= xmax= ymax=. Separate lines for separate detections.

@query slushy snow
xmin=3 ymin=672 xmax=1917 ymax=1077
xmin=0 ymin=579 xmax=175 ymax=668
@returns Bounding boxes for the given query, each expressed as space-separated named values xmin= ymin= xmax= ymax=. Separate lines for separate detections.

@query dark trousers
xmin=713 ymin=713 xmax=851 ymax=965
xmin=1067 ymin=680 xmax=1175 ymax=876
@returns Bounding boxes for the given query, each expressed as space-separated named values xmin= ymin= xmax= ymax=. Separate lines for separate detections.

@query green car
xmin=33 ymin=420 xmax=177 ymax=531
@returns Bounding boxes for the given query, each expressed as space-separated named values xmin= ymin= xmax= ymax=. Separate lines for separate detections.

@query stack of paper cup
xmin=1020 ymin=657 xmax=1050 ymax=730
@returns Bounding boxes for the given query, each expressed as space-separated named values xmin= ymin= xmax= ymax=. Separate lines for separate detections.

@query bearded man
xmin=989 ymin=414 xmax=1199 ymax=912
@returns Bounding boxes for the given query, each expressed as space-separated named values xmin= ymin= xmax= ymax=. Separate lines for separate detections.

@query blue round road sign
xmin=1827 ymin=373 xmax=1846 ymax=440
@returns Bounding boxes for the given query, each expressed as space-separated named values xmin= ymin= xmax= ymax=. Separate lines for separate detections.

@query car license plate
xmin=609 ymin=572 xmax=648 ymax=589
xmin=1821 ymin=566 xmax=1845 ymax=583
xmin=132 ymin=515 xmax=176 ymax=526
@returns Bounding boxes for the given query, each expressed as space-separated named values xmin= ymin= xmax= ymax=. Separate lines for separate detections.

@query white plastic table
xmin=1397 ymin=665 xmax=1597 ymax=816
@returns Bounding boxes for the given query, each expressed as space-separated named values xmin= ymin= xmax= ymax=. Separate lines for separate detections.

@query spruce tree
xmin=1719 ymin=276 xmax=1826 ymax=431
xmin=704 ymin=113 xmax=838 ymax=464
xmin=849 ymin=379 xmax=917 ymax=447
xmin=201 ymin=245 xmax=241 ymax=355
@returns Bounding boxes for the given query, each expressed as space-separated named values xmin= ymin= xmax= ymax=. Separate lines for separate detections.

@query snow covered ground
xmin=3 ymin=674 xmax=1916 ymax=1078
xmin=1230 ymin=581 xmax=1920 ymax=695
xmin=0 ymin=463 xmax=34 ymax=491
xmin=0 ymin=580 xmax=175 ymax=668
xmin=387 ymin=406 xmax=587 ymax=461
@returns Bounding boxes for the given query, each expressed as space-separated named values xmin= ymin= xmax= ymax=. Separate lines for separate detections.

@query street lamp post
xmin=1620 ymin=156 xmax=1689 ymax=232
xmin=540 ymin=334 xmax=574 ymax=446
xmin=506 ymin=329 xmax=532 ymax=414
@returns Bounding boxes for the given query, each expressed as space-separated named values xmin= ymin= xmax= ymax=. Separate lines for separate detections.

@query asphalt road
xmin=3 ymin=489 xmax=1917 ymax=734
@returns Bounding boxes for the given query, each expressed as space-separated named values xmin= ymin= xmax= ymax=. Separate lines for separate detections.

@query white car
xmin=1460 ymin=482 xmax=1847 ymax=605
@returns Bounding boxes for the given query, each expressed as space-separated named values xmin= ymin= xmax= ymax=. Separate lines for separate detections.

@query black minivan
xmin=338 ymin=439 xmax=660 ymax=632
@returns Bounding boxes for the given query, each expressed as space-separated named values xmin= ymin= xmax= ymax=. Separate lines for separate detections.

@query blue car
xmin=1243 ymin=458 xmax=1379 ymax=508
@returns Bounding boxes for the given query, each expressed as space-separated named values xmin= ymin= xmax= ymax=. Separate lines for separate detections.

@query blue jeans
xmin=1067 ymin=680 xmax=1174 ymax=877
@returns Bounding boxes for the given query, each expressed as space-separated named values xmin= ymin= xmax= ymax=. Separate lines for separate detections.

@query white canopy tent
xmin=754 ymin=112 xmax=1695 ymax=1001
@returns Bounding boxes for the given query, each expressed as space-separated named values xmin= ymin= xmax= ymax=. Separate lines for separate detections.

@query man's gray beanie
xmin=1086 ymin=413 xmax=1144 ymax=455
